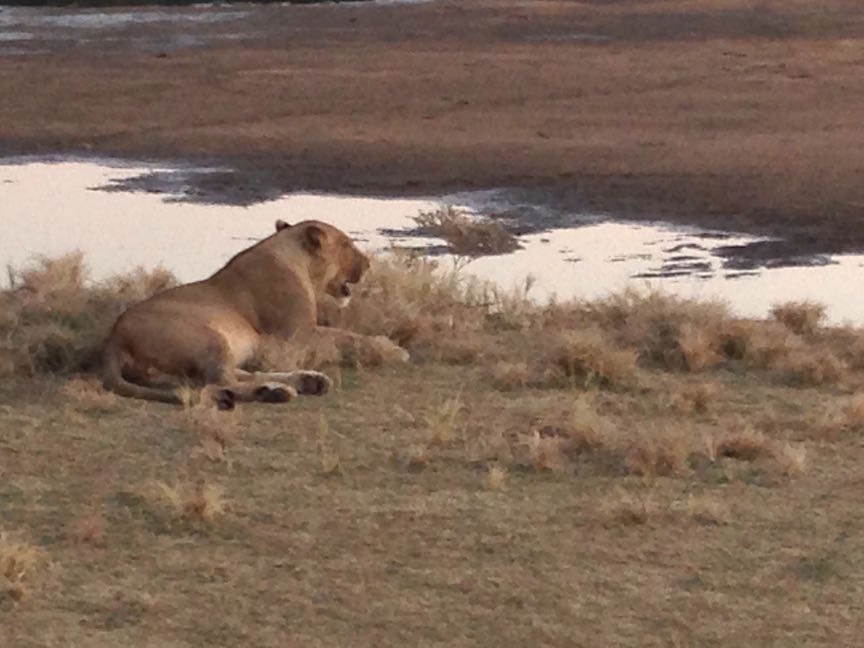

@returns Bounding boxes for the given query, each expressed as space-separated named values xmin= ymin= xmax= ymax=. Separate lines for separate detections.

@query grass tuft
xmin=0 ymin=530 xmax=45 ymax=603
xmin=599 ymin=489 xmax=658 ymax=526
xmin=543 ymin=328 xmax=638 ymax=388
xmin=483 ymin=464 xmax=509 ymax=491
xmin=684 ymin=494 xmax=730 ymax=525
xmin=771 ymin=301 xmax=826 ymax=336
xmin=152 ymin=480 xmax=228 ymax=526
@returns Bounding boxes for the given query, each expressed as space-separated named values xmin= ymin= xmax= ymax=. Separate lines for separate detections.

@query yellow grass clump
xmin=0 ymin=530 xmax=46 ymax=603
xmin=151 ymin=480 xmax=228 ymax=526
xmin=1 ymin=253 xmax=175 ymax=376
xmin=771 ymin=300 xmax=826 ymax=336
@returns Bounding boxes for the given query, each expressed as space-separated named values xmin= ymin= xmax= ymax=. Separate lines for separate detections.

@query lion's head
xmin=275 ymin=219 xmax=370 ymax=308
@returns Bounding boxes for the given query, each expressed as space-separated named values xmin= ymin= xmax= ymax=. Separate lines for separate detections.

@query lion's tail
xmin=102 ymin=338 xmax=182 ymax=405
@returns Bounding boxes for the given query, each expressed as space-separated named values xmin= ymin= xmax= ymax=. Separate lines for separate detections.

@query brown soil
xmin=2 ymin=0 xmax=864 ymax=258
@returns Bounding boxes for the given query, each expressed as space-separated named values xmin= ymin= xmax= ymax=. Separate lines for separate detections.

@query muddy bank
xmin=1 ymin=0 xmax=864 ymax=263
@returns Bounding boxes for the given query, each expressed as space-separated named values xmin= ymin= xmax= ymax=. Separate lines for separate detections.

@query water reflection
xmin=2 ymin=159 xmax=864 ymax=325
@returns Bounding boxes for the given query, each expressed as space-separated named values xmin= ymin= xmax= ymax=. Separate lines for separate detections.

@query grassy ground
xmin=3 ymin=253 xmax=864 ymax=646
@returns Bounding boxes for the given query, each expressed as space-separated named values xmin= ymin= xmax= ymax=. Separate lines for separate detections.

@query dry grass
xmin=182 ymin=398 xmax=245 ymax=465
xmin=425 ymin=395 xmax=466 ymax=446
xmin=316 ymin=414 xmax=344 ymax=476
xmin=771 ymin=301 xmax=827 ymax=336
xmin=543 ymin=328 xmax=639 ymax=388
xmin=775 ymin=350 xmax=847 ymax=386
xmin=151 ymin=480 xmax=228 ymax=526
xmin=488 ymin=361 xmax=531 ymax=391
xmin=683 ymin=494 xmax=730 ymax=526
xmin=713 ymin=425 xmax=808 ymax=476
xmin=66 ymin=510 xmax=106 ymax=547
xmin=62 ymin=376 xmax=120 ymax=412
xmin=671 ymin=381 xmax=719 ymax=415
xmin=483 ymin=464 xmax=509 ymax=491
xmin=413 ymin=206 xmax=520 ymax=257
xmin=524 ymin=429 xmax=571 ymax=472
xmin=1 ymin=253 xmax=175 ymax=376
xmin=773 ymin=442 xmax=808 ymax=477
xmin=624 ymin=425 xmax=692 ymax=478
xmin=0 ymin=531 xmax=45 ymax=603
xmin=713 ymin=425 xmax=773 ymax=462
xmin=820 ymin=394 xmax=864 ymax=438
xmin=569 ymin=289 xmax=729 ymax=371
xmin=4 ymin=252 xmax=864 ymax=644
xmin=599 ymin=489 xmax=660 ymax=526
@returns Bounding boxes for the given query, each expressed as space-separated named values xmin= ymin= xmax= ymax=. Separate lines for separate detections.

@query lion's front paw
xmin=295 ymin=370 xmax=332 ymax=396
xmin=253 ymin=382 xmax=298 ymax=403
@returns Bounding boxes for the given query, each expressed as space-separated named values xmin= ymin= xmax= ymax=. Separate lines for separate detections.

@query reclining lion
xmin=103 ymin=219 xmax=407 ymax=408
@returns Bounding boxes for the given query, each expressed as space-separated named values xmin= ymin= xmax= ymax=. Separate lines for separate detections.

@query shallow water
xmin=0 ymin=2 xmax=428 ymax=55
xmin=3 ymin=159 xmax=864 ymax=325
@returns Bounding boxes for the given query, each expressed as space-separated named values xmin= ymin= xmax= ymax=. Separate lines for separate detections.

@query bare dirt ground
xmin=1 ymin=0 xmax=864 ymax=258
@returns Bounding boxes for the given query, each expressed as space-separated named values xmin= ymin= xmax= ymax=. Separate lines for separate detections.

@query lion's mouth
xmin=340 ymin=282 xmax=352 ymax=298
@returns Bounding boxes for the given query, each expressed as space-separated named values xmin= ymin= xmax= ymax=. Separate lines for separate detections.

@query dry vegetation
xmin=3 ymin=252 xmax=864 ymax=645
xmin=413 ymin=207 xmax=520 ymax=257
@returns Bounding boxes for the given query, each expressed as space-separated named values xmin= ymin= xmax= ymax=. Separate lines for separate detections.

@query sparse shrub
xmin=338 ymin=253 xmax=492 ymax=358
xmin=841 ymin=331 xmax=864 ymax=370
xmin=577 ymin=289 xmax=729 ymax=370
xmin=719 ymin=320 xmax=799 ymax=368
xmin=568 ymin=398 xmax=613 ymax=452
xmin=624 ymin=426 xmax=691 ymax=477
xmin=1 ymin=253 xmax=176 ymax=376
xmin=771 ymin=301 xmax=826 ymax=336
xmin=414 ymin=206 xmax=519 ymax=257
xmin=822 ymin=394 xmax=864 ymax=436
xmin=713 ymin=425 xmax=772 ymax=461
xmin=542 ymin=328 xmax=638 ymax=388
xmin=678 ymin=322 xmax=722 ymax=371
xmin=776 ymin=350 xmax=846 ymax=387
xmin=671 ymin=382 xmax=718 ymax=415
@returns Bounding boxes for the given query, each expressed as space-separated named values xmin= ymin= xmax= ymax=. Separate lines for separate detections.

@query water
xmin=3 ymin=159 xmax=864 ymax=325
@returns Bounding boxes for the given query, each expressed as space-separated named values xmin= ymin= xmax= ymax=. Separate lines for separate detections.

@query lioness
xmin=103 ymin=219 xmax=406 ymax=408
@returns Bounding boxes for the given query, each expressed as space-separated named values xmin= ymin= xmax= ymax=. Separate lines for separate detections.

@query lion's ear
xmin=275 ymin=219 xmax=291 ymax=232
xmin=304 ymin=225 xmax=325 ymax=252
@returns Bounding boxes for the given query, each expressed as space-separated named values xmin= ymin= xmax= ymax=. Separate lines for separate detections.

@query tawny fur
xmin=102 ymin=219 xmax=407 ymax=405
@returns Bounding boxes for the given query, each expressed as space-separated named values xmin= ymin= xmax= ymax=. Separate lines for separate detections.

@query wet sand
xmin=1 ymin=0 xmax=864 ymax=261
